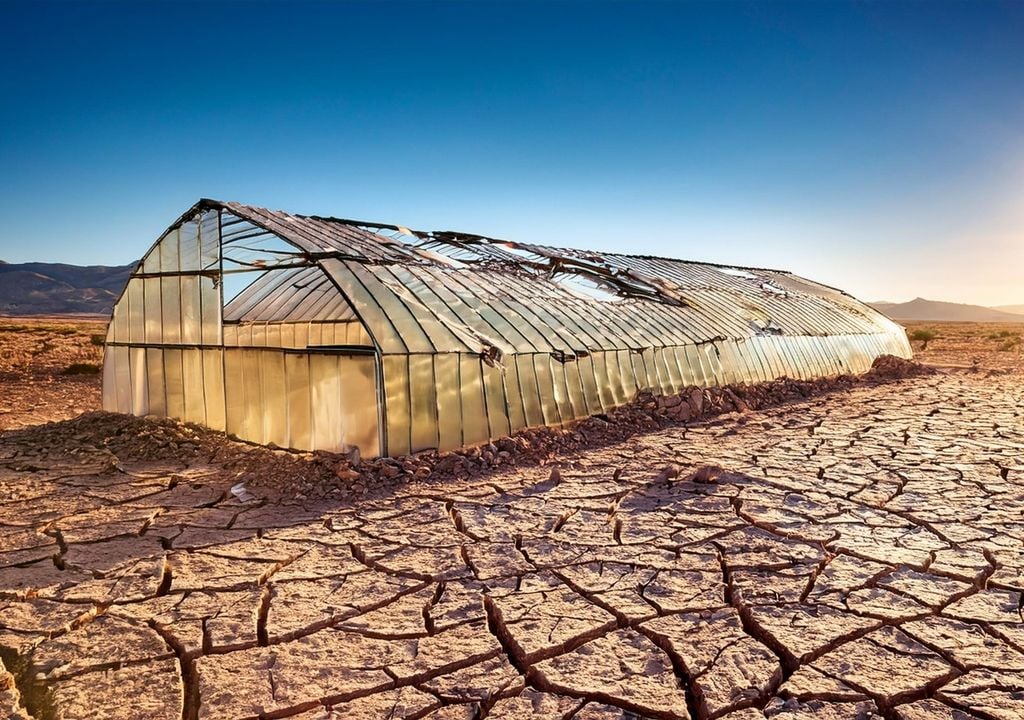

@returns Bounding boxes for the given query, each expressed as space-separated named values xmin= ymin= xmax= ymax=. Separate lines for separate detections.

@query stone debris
xmin=0 ymin=359 xmax=1021 ymax=719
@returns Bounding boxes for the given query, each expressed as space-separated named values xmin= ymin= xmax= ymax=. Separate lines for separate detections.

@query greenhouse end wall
xmin=102 ymin=207 xmax=384 ymax=458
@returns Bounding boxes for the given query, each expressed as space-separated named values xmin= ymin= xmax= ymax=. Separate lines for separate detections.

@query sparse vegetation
xmin=63 ymin=362 xmax=101 ymax=375
xmin=31 ymin=340 xmax=55 ymax=357
xmin=908 ymin=328 xmax=937 ymax=349
xmin=90 ymin=333 xmax=106 ymax=346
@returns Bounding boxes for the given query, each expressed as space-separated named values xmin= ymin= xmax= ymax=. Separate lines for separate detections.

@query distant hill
xmin=993 ymin=304 xmax=1024 ymax=315
xmin=0 ymin=261 xmax=135 ymax=316
xmin=871 ymin=298 xmax=1024 ymax=323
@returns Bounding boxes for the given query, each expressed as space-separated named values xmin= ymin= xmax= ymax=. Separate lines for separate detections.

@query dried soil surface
xmin=904 ymin=321 xmax=1024 ymax=371
xmin=1 ymin=319 xmax=1023 ymax=720
xmin=0 ymin=316 xmax=105 ymax=431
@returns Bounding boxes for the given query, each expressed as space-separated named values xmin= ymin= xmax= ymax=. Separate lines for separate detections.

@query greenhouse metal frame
xmin=102 ymin=199 xmax=912 ymax=458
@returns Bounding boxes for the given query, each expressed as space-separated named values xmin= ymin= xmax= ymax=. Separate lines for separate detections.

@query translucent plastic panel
xmin=651 ymin=349 xmax=673 ymax=394
xmin=320 ymin=324 xmax=337 ymax=345
xmin=576 ymin=354 xmax=602 ymax=414
xmin=501 ymin=357 xmax=527 ymax=434
xmin=164 ymin=349 xmax=185 ymax=420
xmin=409 ymin=354 xmax=439 ymax=453
xmin=307 ymin=324 xmax=322 ymax=346
xmin=261 ymin=351 xmax=288 ymax=448
xmin=774 ymin=337 xmax=798 ymax=380
xmin=181 ymin=349 xmax=206 ymax=425
xmin=130 ymin=347 xmax=149 ymax=416
xmin=483 ymin=360 xmax=511 ymax=440
xmin=350 ymin=323 xmax=372 ymax=346
xmin=127 ymin=279 xmax=145 ymax=344
xmin=716 ymin=341 xmax=740 ymax=385
xmin=110 ymin=293 xmax=129 ymax=343
xmin=674 ymin=346 xmax=695 ymax=390
xmin=202 ymin=350 xmax=226 ymax=431
xmin=161 ymin=276 xmax=182 ymax=344
xmin=603 ymin=353 xmax=626 ymax=407
xmin=798 ymin=337 xmax=824 ymax=378
xmin=740 ymin=339 xmax=769 ymax=384
xmin=783 ymin=338 xmax=808 ymax=380
xmin=460 ymin=355 xmax=490 ymax=446
xmin=223 ymin=350 xmax=245 ymax=437
xmin=200 ymin=275 xmax=221 ymax=345
xmin=309 ymin=353 xmax=342 ymax=451
xmin=319 ymin=260 xmax=402 ymax=354
xmin=199 ymin=210 xmax=220 ymax=271
xmin=435 ymin=354 xmax=462 ymax=451
xmin=113 ymin=345 xmax=131 ymax=414
xmin=760 ymin=337 xmax=784 ymax=380
xmin=285 ymin=353 xmax=311 ymax=449
xmin=550 ymin=359 xmax=573 ymax=426
xmin=591 ymin=352 xmax=615 ymax=412
xmin=815 ymin=335 xmax=839 ymax=374
xmin=143 ymin=278 xmax=162 ymax=344
xmin=266 ymin=324 xmax=282 ymax=349
xmin=146 ymin=348 xmax=166 ymax=416
xmin=279 ymin=323 xmax=297 ymax=349
xmin=367 ymin=280 xmax=440 ymax=351
xmin=179 ymin=218 xmax=201 ymax=272
xmin=533 ymin=354 xmax=560 ymax=426
xmin=701 ymin=344 xmax=725 ymax=386
xmin=180 ymin=275 xmax=201 ymax=345
xmin=623 ymin=351 xmax=644 ymax=398
xmin=381 ymin=355 xmax=411 ymax=456
xmin=634 ymin=350 xmax=657 ymax=392
xmin=517 ymin=356 xmax=544 ymax=428
xmin=339 ymin=355 xmax=380 ymax=458
xmin=101 ymin=350 xmax=117 ymax=412
xmin=159 ymin=228 xmax=180 ymax=273
xmin=774 ymin=338 xmax=801 ymax=380
xmin=737 ymin=339 xmax=765 ymax=383
xmin=142 ymin=240 xmax=161 ymax=274
xmin=562 ymin=361 xmax=587 ymax=420
xmin=239 ymin=350 xmax=265 ymax=444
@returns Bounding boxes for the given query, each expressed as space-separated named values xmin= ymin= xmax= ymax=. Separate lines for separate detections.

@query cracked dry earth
xmin=2 ymin=371 xmax=1024 ymax=720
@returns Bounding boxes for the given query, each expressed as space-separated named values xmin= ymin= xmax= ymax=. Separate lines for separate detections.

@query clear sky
xmin=1 ymin=0 xmax=1022 ymax=305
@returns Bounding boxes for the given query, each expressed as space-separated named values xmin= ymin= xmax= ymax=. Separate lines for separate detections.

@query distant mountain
xmin=992 ymin=304 xmax=1024 ymax=315
xmin=870 ymin=298 xmax=1024 ymax=323
xmin=0 ymin=261 xmax=135 ymax=316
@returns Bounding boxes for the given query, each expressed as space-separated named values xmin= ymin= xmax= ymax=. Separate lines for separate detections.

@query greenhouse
xmin=102 ymin=199 xmax=912 ymax=458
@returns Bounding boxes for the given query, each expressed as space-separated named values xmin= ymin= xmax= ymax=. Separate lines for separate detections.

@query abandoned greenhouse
xmin=101 ymin=199 xmax=912 ymax=458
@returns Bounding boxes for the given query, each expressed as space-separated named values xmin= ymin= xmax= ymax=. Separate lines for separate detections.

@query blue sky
xmin=1 ymin=0 xmax=1022 ymax=305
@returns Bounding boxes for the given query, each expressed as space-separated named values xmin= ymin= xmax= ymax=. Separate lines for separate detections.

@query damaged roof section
xmin=194 ymin=198 xmax=903 ymax=362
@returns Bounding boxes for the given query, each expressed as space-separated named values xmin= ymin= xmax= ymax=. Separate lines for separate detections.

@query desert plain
xmin=1 ymin=317 xmax=1023 ymax=720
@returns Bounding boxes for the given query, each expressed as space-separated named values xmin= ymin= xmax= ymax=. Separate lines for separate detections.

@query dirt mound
xmin=0 ymin=360 xmax=937 ymax=505
xmin=863 ymin=353 xmax=936 ymax=380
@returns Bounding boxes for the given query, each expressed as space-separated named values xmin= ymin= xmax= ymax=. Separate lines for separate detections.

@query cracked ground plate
xmin=2 ymin=367 xmax=1024 ymax=720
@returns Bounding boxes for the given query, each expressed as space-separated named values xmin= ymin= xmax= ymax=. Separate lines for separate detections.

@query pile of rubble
xmin=0 ymin=355 xmax=935 ymax=504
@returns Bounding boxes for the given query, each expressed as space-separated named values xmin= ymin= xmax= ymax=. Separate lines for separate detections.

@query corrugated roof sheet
xmin=190 ymin=199 xmax=904 ymax=357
